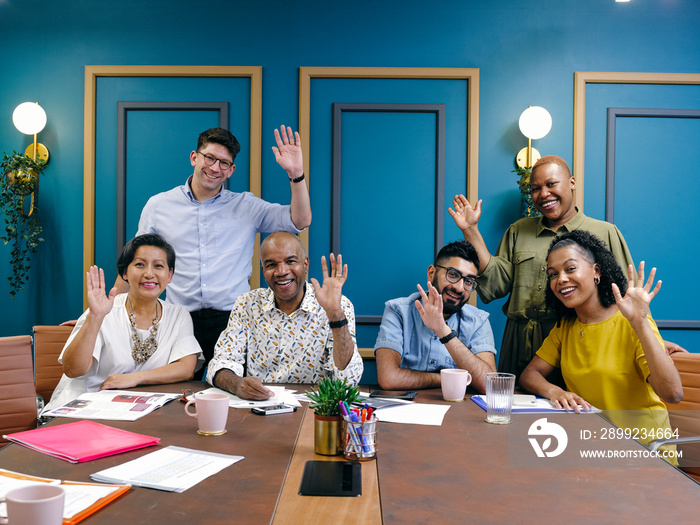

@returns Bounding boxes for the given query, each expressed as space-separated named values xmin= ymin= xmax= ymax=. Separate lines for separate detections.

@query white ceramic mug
xmin=0 ymin=484 xmax=65 ymax=525
xmin=184 ymin=392 xmax=230 ymax=435
xmin=440 ymin=368 xmax=472 ymax=401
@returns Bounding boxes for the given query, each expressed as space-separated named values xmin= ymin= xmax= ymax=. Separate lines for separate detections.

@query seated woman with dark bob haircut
xmin=44 ymin=233 xmax=203 ymax=412
xmin=520 ymin=230 xmax=683 ymax=419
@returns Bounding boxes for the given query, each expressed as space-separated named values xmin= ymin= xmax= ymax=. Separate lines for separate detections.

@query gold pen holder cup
xmin=342 ymin=418 xmax=378 ymax=461
xmin=314 ymin=414 xmax=343 ymax=455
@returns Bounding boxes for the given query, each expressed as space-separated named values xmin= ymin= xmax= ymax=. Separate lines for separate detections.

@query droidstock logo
xmin=528 ymin=418 xmax=568 ymax=458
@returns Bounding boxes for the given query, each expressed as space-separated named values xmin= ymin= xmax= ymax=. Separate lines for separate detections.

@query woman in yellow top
xmin=450 ymin=155 xmax=686 ymax=380
xmin=520 ymin=230 xmax=683 ymax=417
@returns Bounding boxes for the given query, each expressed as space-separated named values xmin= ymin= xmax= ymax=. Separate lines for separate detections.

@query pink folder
xmin=3 ymin=420 xmax=160 ymax=463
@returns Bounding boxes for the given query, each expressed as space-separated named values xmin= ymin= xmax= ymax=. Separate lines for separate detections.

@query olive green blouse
xmin=477 ymin=209 xmax=635 ymax=378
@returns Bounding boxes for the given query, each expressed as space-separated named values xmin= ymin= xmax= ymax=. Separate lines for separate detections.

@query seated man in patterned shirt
xmin=207 ymin=231 xmax=363 ymax=400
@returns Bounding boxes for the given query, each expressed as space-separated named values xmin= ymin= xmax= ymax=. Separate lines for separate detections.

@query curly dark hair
xmin=545 ymin=230 xmax=627 ymax=320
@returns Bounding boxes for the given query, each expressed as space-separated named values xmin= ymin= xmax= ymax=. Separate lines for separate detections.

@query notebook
xmin=3 ymin=420 xmax=160 ymax=463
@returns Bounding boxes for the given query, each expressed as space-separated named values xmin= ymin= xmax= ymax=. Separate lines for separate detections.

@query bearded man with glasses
xmin=375 ymin=240 xmax=496 ymax=393
xmin=114 ymin=126 xmax=311 ymax=368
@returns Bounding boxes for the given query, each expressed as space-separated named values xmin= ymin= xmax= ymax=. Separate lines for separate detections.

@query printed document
xmin=91 ymin=446 xmax=243 ymax=492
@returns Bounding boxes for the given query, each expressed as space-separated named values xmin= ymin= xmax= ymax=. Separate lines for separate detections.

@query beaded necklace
xmin=128 ymin=296 xmax=160 ymax=364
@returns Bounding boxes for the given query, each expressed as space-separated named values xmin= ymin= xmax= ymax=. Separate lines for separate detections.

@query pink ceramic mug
xmin=184 ymin=392 xmax=230 ymax=435
xmin=440 ymin=368 xmax=472 ymax=401
xmin=0 ymin=484 xmax=65 ymax=525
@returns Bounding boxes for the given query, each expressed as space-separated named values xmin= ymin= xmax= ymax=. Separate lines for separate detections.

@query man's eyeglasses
xmin=435 ymin=265 xmax=478 ymax=291
xmin=197 ymin=151 xmax=234 ymax=170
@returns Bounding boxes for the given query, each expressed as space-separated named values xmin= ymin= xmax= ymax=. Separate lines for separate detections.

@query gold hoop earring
xmin=594 ymin=277 xmax=600 ymax=285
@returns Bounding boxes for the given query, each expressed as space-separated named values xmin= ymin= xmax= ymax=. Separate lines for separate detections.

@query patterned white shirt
xmin=206 ymin=285 xmax=363 ymax=385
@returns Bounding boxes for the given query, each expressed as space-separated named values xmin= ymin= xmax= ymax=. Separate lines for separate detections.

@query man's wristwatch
xmin=289 ymin=173 xmax=305 ymax=183
xmin=329 ymin=317 xmax=348 ymax=329
xmin=439 ymin=330 xmax=458 ymax=345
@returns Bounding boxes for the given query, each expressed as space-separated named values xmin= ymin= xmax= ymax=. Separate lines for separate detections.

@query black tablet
xmin=298 ymin=460 xmax=362 ymax=497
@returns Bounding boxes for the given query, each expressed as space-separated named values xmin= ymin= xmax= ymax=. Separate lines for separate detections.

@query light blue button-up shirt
xmin=374 ymin=292 xmax=496 ymax=372
xmin=136 ymin=177 xmax=300 ymax=312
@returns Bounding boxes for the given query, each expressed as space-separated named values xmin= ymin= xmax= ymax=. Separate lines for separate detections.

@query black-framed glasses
xmin=197 ymin=151 xmax=234 ymax=170
xmin=435 ymin=265 xmax=478 ymax=291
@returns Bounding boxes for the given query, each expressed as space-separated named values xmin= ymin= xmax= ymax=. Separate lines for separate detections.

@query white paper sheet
xmin=374 ymin=403 xmax=451 ymax=426
xmin=91 ymin=446 xmax=243 ymax=492
xmin=196 ymin=386 xmax=301 ymax=408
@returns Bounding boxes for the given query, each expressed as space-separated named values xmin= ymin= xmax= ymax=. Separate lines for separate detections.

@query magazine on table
xmin=42 ymin=390 xmax=182 ymax=421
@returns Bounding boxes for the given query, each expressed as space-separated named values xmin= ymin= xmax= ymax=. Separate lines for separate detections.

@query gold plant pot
xmin=313 ymin=413 xmax=343 ymax=456
xmin=5 ymin=169 xmax=38 ymax=196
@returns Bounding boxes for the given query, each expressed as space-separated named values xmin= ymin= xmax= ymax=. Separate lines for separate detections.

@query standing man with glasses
xmin=116 ymin=126 xmax=311 ymax=367
xmin=374 ymin=240 xmax=496 ymax=393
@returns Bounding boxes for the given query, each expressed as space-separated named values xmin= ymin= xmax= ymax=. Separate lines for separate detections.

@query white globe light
xmin=519 ymin=106 xmax=552 ymax=140
xmin=13 ymin=102 xmax=47 ymax=135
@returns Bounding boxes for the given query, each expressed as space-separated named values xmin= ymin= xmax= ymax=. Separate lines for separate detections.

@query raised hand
xmin=448 ymin=194 xmax=481 ymax=231
xmin=612 ymin=261 xmax=661 ymax=325
xmin=272 ymin=125 xmax=303 ymax=177
xmin=86 ymin=265 xmax=117 ymax=318
xmin=311 ymin=253 xmax=347 ymax=320
xmin=414 ymin=281 xmax=448 ymax=336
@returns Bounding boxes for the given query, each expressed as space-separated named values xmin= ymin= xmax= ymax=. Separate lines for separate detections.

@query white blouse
xmin=44 ymin=294 xmax=203 ymax=412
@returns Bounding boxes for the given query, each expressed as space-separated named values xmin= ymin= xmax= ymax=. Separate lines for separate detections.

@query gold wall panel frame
xmin=83 ymin=65 xmax=262 ymax=308
xmin=298 ymin=67 xmax=480 ymax=358
xmin=572 ymin=71 xmax=700 ymax=211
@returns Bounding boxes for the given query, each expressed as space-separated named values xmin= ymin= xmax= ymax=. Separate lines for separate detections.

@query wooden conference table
xmin=2 ymin=382 xmax=699 ymax=524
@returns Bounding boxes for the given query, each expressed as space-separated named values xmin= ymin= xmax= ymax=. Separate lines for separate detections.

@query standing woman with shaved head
xmin=449 ymin=156 xmax=640 ymax=380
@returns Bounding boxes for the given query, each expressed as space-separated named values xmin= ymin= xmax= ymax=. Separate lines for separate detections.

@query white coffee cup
xmin=185 ymin=392 xmax=230 ymax=435
xmin=0 ymin=484 xmax=65 ymax=525
xmin=440 ymin=368 xmax=472 ymax=401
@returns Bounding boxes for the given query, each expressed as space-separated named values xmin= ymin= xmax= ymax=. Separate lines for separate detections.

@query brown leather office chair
xmin=33 ymin=325 xmax=73 ymax=405
xmin=0 ymin=335 xmax=38 ymax=446
xmin=649 ymin=352 xmax=700 ymax=483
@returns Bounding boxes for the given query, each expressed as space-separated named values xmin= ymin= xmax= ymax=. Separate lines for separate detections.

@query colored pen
xmin=339 ymin=401 xmax=350 ymax=421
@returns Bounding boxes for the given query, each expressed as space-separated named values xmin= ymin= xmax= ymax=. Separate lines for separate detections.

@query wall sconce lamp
xmin=515 ymin=106 xmax=552 ymax=169
xmin=12 ymin=102 xmax=50 ymax=163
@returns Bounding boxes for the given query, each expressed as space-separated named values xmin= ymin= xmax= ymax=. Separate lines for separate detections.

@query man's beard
xmin=432 ymin=277 xmax=466 ymax=315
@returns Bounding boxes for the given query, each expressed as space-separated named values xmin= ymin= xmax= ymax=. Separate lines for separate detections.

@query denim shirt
xmin=373 ymin=292 xmax=496 ymax=372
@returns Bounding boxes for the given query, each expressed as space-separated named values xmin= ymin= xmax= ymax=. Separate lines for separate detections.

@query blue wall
xmin=0 ymin=0 xmax=698 ymax=355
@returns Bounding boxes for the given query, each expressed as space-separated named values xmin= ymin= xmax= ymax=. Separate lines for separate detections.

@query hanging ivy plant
xmin=0 ymin=151 xmax=47 ymax=298
xmin=513 ymin=166 xmax=541 ymax=219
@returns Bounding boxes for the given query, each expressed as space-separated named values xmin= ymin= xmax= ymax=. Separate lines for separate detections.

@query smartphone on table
xmin=369 ymin=390 xmax=417 ymax=400
xmin=251 ymin=404 xmax=297 ymax=415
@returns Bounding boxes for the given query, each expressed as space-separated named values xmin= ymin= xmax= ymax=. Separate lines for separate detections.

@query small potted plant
xmin=0 ymin=151 xmax=47 ymax=297
xmin=306 ymin=377 xmax=360 ymax=455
